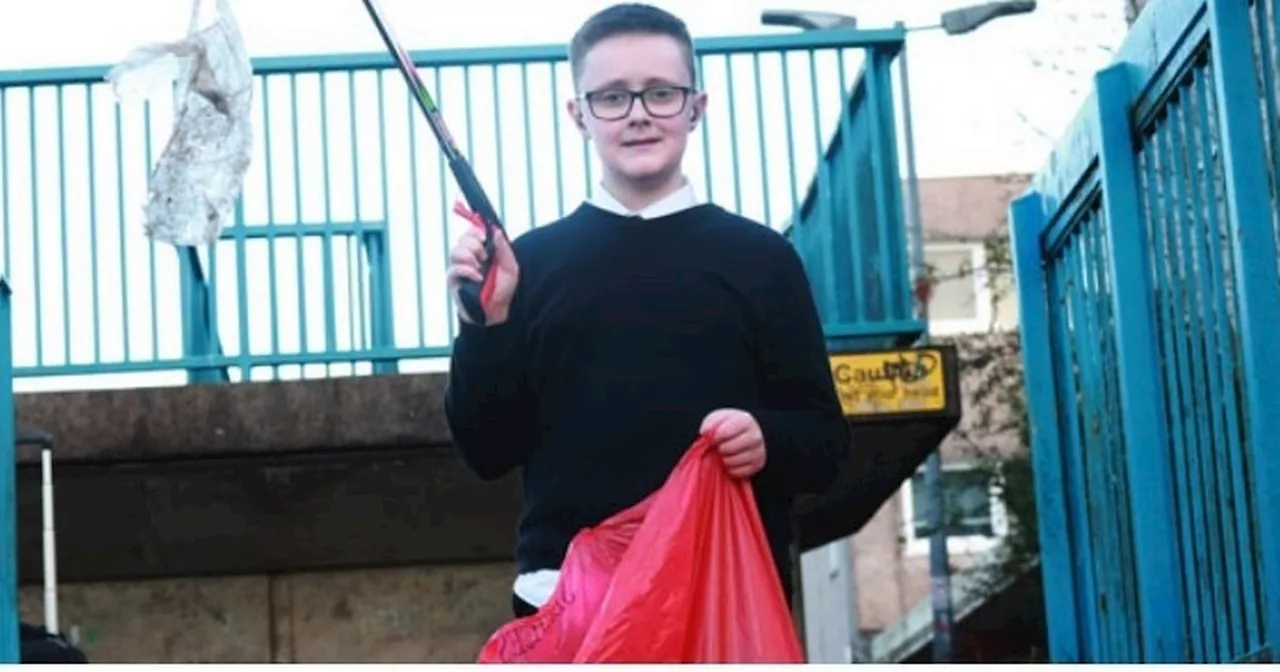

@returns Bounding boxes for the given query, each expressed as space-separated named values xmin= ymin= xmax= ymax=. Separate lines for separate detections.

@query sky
xmin=0 ymin=0 xmax=1130 ymax=392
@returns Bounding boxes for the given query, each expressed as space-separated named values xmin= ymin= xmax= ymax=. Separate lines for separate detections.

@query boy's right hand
xmin=446 ymin=223 xmax=519 ymax=326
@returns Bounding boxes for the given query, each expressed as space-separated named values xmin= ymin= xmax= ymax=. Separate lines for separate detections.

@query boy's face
xmin=569 ymin=32 xmax=706 ymax=188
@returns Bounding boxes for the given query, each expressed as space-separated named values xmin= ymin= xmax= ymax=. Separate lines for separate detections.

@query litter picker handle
xmin=357 ymin=0 xmax=505 ymax=326
xmin=449 ymin=155 xmax=501 ymax=326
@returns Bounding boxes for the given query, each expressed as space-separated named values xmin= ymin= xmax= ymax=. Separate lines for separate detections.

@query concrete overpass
xmin=10 ymin=362 xmax=958 ymax=661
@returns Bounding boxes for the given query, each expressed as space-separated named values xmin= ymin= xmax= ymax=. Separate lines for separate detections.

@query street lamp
xmin=941 ymin=0 xmax=1037 ymax=35
xmin=761 ymin=1 xmax=1037 ymax=35
xmin=760 ymin=9 xmax=858 ymax=31
xmin=763 ymin=2 xmax=1036 ymax=665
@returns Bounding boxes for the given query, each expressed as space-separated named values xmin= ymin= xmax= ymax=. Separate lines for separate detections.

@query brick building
xmin=845 ymin=173 xmax=1044 ymax=661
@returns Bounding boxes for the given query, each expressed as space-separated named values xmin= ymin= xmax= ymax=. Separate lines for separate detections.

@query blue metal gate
xmin=1011 ymin=0 xmax=1280 ymax=662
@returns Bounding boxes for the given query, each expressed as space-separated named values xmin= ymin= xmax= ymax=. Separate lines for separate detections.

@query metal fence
xmin=1011 ymin=0 xmax=1280 ymax=662
xmin=0 ymin=28 xmax=924 ymax=391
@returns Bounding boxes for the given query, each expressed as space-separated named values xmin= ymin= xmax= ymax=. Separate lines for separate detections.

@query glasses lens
xmin=641 ymin=87 xmax=688 ymax=117
xmin=588 ymin=90 xmax=632 ymax=120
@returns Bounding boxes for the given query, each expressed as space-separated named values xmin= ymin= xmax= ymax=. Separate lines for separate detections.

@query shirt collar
xmin=589 ymin=179 xmax=700 ymax=219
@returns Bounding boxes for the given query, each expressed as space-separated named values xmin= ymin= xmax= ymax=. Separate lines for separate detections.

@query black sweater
xmin=444 ymin=202 xmax=850 ymax=597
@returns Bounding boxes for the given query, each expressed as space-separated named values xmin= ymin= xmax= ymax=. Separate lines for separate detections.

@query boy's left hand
xmin=700 ymin=409 xmax=767 ymax=479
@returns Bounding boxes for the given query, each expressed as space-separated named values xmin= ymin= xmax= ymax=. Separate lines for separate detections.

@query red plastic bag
xmin=477 ymin=435 xmax=806 ymax=663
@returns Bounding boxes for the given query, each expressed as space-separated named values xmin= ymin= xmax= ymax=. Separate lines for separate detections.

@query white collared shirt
xmin=588 ymin=179 xmax=701 ymax=219
xmin=511 ymin=179 xmax=703 ymax=610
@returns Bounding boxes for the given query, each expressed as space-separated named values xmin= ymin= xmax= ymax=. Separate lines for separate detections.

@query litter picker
xmin=358 ymin=0 xmax=507 ymax=326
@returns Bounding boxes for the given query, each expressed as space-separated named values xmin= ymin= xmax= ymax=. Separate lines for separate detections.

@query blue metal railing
xmin=783 ymin=39 xmax=919 ymax=351
xmin=0 ymin=28 xmax=924 ymax=390
xmin=1011 ymin=0 xmax=1280 ymax=662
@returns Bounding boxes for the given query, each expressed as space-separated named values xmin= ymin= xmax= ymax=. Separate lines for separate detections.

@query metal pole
xmin=0 ymin=279 xmax=17 ymax=664
xmin=895 ymin=34 xmax=955 ymax=663
xmin=40 ymin=448 xmax=57 ymax=636
xmin=925 ymin=454 xmax=954 ymax=661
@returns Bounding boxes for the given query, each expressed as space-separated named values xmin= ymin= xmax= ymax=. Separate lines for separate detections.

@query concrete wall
xmin=10 ymin=372 xmax=521 ymax=663
xmin=17 ymin=563 xmax=514 ymax=663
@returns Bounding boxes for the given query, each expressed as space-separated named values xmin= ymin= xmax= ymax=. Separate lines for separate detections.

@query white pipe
xmin=41 ymin=448 xmax=58 ymax=635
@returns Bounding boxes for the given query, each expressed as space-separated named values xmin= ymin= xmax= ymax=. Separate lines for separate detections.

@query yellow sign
xmin=829 ymin=348 xmax=947 ymax=417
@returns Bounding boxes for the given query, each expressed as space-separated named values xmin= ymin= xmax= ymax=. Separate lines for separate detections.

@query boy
xmin=444 ymin=3 xmax=850 ymax=619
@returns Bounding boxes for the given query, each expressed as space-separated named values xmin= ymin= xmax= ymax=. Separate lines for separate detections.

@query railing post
xmin=1009 ymin=193 xmax=1083 ymax=662
xmin=1094 ymin=62 xmax=1188 ymax=663
xmin=363 ymin=231 xmax=397 ymax=376
xmin=1206 ymin=0 xmax=1280 ymax=654
xmin=869 ymin=46 xmax=912 ymax=323
xmin=178 ymin=248 xmax=226 ymax=384
xmin=0 ymin=277 xmax=17 ymax=664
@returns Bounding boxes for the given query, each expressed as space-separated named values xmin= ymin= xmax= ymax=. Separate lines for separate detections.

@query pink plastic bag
xmin=477 ymin=435 xmax=805 ymax=663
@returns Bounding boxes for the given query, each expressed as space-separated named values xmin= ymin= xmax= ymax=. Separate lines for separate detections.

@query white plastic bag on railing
xmin=105 ymin=0 xmax=253 ymax=247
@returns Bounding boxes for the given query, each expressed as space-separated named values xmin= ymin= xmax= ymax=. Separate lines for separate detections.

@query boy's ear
xmin=689 ymin=91 xmax=708 ymax=128
xmin=566 ymin=98 xmax=590 ymax=137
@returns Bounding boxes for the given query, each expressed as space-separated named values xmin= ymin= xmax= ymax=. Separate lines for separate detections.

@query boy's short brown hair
xmin=568 ymin=3 xmax=698 ymax=90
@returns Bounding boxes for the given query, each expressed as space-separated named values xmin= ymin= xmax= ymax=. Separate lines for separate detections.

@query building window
xmin=900 ymin=462 xmax=1008 ymax=556
xmin=923 ymin=242 xmax=992 ymax=336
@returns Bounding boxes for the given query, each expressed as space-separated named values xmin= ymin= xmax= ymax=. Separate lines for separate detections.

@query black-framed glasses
xmin=581 ymin=85 xmax=694 ymax=121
